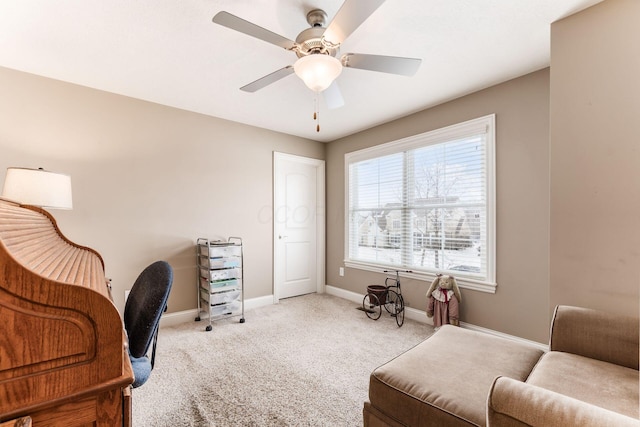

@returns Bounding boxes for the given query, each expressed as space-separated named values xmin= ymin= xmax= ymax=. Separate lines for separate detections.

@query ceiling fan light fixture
xmin=293 ymin=54 xmax=342 ymax=92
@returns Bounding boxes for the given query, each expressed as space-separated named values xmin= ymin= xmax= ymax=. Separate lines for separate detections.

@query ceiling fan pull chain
xmin=313 ymin=92 xmax=318 ymax=120
xmin=314 ymin=93 xmax=320 ymax=132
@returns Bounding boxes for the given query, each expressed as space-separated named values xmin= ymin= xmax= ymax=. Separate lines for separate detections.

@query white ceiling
xmin=0 ymin=0 xmax=601 ymax=142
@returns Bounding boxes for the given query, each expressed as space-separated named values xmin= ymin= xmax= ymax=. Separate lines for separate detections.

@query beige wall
xmin=326 ymin=69 xmax=551 ymax=343
xmin=1 ymin=0 xmax=635 ymax=344
xmin=549 ymin=0 xmax=640 ymax=317
xmin=0 ymin=66 xmax=324 ymax=315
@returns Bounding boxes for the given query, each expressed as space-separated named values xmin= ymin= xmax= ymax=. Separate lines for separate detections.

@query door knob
xmin=279 ymin=235 xmax=288 ymax=239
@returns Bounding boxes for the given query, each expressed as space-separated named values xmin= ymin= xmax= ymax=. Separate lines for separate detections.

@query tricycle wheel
xmin=394 ymin=294 xmax=405 ymax=327
xmin=363 ymin=293 xmax=382 ymax=320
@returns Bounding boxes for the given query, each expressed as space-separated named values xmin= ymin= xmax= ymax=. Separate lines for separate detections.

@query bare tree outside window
xmin=411 ymin=144 xmax=476 ymax=269
xmin=346 ymin=114 xmax=494 ymax=285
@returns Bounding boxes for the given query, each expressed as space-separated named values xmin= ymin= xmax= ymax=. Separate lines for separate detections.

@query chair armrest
xmin=487 ymin=376 xmax=639 ymax=427
xmin=550 ymin=305 xmax=639 ymax=369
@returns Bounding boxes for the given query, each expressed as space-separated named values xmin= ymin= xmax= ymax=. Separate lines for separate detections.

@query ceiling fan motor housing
xmin=294 ymin=10 xmax=339 ymax=59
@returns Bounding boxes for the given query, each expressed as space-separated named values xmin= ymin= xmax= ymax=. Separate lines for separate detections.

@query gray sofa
xmin=363 ymin=305 xmax=639 ymax=426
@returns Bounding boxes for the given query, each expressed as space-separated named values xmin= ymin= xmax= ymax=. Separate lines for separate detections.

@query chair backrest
xmin=124 ymin=261 xmax=173 ymax=358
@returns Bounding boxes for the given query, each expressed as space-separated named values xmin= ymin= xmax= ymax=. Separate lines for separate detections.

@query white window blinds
xmin=345 ymin=115 xmax=496 ymax=288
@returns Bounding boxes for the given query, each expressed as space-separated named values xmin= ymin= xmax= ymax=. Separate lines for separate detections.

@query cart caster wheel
xmin=239 ymin=318 xmax=245 ymax=323
xmin=195 ymin=316 xmax=201 ymax=322
xmin=205 ymin=325 xmax=212 ymax=331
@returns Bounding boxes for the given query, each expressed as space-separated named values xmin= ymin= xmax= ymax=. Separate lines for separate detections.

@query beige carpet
xmin=132 ymin=293 xmax=434 ymax=426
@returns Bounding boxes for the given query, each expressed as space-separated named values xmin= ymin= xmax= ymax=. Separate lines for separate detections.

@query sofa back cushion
xmin=550 ymin=305 xmax=639 ymax=370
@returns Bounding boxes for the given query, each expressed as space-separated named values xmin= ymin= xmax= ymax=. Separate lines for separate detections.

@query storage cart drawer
xmin=209 ymin=301 xmax=241 ymax=317
xmin=202 ymin=245 xmax=242 ymax=258
xmin=200 ymin=277 xmax=241 ymax=291
xmin=200 ymin=267 xmax=240 ymax=281
xmin=200 ymin=288 xmax=241 ymax=305
xmin=200 ymin=256 xmax=241 ymax=269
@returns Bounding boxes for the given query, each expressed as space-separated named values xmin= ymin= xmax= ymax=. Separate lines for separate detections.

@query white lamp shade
xmin=293 ymin=54 xmax=342 ymax=92
xmin=2 ymin=167 xmax=73 ymax=209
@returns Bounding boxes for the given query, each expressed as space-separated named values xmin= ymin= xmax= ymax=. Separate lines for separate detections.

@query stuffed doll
xmin=426 ymin=274 xmax=461 ymax=328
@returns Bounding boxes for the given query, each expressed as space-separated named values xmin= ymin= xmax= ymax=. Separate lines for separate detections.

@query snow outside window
xmin=345 ymin=115 xmax=496 ymax=292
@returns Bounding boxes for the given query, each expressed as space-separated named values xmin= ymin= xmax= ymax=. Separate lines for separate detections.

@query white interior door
xmin=274 ymin=153 xmax=325 ymax=301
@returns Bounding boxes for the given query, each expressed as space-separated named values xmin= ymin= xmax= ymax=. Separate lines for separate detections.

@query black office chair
xmin=124 ymin=260 xmax=173 ymax=388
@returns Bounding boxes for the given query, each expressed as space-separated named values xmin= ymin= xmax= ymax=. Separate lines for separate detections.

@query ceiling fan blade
xmin=323 ymin=81 xmax=345 ymax=110
xmin=323 ymin=0 xmax=386 ymax=45
xmin=341 ymin=53 xmax=422 ymax=76
xmin=213 ymin=11 xmax=296 ymax=50
xmin=240 ymin=66 xmax=294 ymax=92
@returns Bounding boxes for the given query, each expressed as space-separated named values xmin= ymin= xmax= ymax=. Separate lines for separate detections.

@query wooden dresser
xmin=0 ymin=199 xmax=133 ymax=426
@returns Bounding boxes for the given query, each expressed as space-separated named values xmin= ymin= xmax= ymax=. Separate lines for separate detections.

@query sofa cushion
xmin=368 ymin=325 xmax=544 ymax=427
xmin=526 ymin=351 xmax=639 ymax=419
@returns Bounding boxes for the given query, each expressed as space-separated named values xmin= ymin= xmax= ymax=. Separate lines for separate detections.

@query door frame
xmin=273 ymin=152 xmax=325 ymax=304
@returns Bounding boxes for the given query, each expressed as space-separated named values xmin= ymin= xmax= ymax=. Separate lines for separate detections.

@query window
xmin=345 ymin=115 xmax=496 ymax=292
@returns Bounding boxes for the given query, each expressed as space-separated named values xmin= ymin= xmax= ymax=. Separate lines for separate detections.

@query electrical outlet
xmin=339 ymin=267 xmax=344 ymax=276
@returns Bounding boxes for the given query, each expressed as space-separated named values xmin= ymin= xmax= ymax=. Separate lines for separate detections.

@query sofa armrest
xmin=550 ymin=305 xmax=639 ymax=369
xmin=487 ymin=376 xmax=639 ymax=427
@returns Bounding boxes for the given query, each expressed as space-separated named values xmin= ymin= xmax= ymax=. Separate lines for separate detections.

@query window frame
xmin=344 ymin=114 xmax=497 ymax=293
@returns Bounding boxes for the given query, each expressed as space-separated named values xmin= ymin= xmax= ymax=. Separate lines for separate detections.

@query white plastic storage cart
xmin=195 ymin=237 xmax=245 ymax=331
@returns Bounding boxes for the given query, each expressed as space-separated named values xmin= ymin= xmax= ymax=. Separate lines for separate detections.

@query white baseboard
xmin=159 ymin=294 xmax=275 ymax=329
xmin=159 ymin=309 xmax=200 ymax=328
xmin=325 ymin=285 xmax=548 ymax=351
xmin=245 ymin=294 xmax=275 ymax=311
xmin=460 ymin=321 xmax=548 ymax=351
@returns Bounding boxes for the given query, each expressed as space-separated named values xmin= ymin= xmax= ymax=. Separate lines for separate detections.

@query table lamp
xmin=1 ymin=167 xmax=73 ymax=210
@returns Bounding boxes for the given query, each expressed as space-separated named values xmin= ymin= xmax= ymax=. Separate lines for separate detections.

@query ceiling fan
xmin=212 ymin=0 xmax=422 ymax=109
